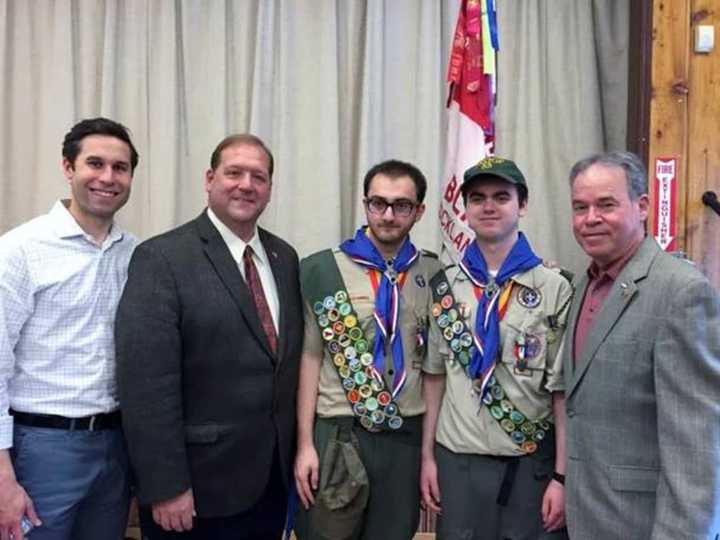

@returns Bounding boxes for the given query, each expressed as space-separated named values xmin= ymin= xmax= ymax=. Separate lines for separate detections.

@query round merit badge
xmin=435 ymin=281 xmax=449 ymax=295
xmin=517 ymin=287 xmax=542 ymax=309
xmin=388 ymin=415 xmax=403 ymax=430
xmin=360 ymin=352 xmax=373 ymax=366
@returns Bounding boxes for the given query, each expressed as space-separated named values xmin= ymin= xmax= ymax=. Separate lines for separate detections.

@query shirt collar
xmin=587 ymin=237 xmax=644 ymax=282
xmin=206 ymin=208 xmax=269 ymax=267
xmin=49 ymin=199 xmax=125 ymax=246
xmin=453 ymin=263 xmax=539 ymax=288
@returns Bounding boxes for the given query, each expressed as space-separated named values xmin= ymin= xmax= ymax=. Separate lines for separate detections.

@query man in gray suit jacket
xmin=116 ymin=134 xmax=303 ymax=539
xmin=563 ymin=150 xmax=720 ymax=539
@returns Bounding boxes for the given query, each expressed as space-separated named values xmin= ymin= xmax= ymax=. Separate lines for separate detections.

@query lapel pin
xmin=620 ymin=282 xmax=631 ymax=298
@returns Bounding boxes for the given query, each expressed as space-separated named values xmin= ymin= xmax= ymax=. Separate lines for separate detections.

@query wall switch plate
xmin=695 ymin=25 xmax=714 ymax=53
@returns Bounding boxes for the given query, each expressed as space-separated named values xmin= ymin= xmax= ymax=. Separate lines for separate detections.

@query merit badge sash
xmin=429 ymin=270 xmax=550 ymax=454
xmin=339 ymin=227 xmax=419 ymax=398
xmin=301 ymin=249 xmax=404 ymax=432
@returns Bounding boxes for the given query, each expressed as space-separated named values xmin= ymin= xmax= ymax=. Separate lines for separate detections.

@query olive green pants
xmin=435 ymin=443 xmax=569 ymax=540
xmin=294 ymin=415 xmax=422 ymax=540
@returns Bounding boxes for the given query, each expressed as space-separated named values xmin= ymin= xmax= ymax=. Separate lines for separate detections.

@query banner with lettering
xmin=439 ymin=0 xmax=497 ymax=262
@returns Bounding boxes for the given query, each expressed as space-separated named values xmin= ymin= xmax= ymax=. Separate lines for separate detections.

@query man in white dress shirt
xmin=0 ymin=118 xmax=139 ymax=540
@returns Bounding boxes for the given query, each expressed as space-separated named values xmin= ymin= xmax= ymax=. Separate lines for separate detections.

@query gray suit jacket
xmin=563 ymin=237 xmax=720 ymax=540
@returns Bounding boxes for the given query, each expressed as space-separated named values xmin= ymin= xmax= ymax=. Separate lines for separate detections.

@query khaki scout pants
xmin=294 ymin=415 xmax=422 ymax=540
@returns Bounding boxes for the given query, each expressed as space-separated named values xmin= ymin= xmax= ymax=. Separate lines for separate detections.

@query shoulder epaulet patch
xmin=559 ymin=268 xmax=574 ymax=283
xmin=541 ymin=259 xmax=574 ymax=284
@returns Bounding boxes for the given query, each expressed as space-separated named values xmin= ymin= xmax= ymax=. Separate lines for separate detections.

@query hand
xmin=152 ymin=489 xmax=195 ymax=532
xmin=0 ymin=477 xmax=40 ymax=540
xmin=541 ymin=479 xmax=565 ymax=532
xmin=420 ymin=456 xmax=442 ymax=514
xmin=294 ymin=444 xmax=319 ymax=510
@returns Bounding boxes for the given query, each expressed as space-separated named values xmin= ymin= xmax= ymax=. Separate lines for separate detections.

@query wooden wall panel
xmin=648 ymin=0 xmax=720 ymax=287
xmin=686 ymin=1 xmax=720 ymax=285
xmin=648 ymin=0 xmax=691 ymax=249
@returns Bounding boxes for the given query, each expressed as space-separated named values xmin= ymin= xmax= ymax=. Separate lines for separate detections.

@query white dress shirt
xmin=206 ymin=208 xmax=280 ymax=329
xmin=0 ymin=200 xmax=137 ymax=449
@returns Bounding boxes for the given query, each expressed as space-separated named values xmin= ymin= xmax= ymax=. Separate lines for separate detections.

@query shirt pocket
xmin=500 ymin=315 xmax=550 ymax=374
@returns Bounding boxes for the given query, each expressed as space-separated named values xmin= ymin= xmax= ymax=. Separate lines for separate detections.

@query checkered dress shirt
xmin=0 ymin=201 xmax=137 ymax=449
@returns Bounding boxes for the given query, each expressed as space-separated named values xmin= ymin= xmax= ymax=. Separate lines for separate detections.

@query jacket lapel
xmin=566 ymin=237 xmax=658 ymax=398
xmin=195 ymin=212 xmax=275 ymax=358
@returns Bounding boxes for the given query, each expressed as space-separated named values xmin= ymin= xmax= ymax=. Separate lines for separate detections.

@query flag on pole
xmin=439 ymin=0 xmax=498 ymax=263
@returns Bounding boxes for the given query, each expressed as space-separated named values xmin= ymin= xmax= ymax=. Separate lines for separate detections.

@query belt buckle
xmin=88 ymin=415 xmax=97 ymax=431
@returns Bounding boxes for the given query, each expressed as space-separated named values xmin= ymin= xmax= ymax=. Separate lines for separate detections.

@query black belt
xmin=10 ymin=410 xmax=121 ymax=431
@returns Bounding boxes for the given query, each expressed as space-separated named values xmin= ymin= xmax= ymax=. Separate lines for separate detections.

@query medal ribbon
xmin=458 ymin=232 xmax=541 ymax=397
xmin=339 ymin=227 xmax=419 ymax=398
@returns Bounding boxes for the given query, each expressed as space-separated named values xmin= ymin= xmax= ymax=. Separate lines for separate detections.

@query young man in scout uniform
xmin=294 ymin=159 xmax=442 ymax=540
xmin=420 ymin=157 xmax=573 ymax=540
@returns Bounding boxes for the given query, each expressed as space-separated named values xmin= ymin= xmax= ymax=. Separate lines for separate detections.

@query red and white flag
xmin=439 ymin=0 xmax=496 ymax=262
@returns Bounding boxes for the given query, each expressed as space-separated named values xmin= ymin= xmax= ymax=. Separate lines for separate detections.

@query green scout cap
xmin=461 ymin=156 xmax=528 ymax=196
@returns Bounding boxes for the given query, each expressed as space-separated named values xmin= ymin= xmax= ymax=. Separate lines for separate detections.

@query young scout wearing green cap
xmin=294 ymin=159 xmax=442 ymax=540
xmin=421 ymin=157 xmax=573 ymax=540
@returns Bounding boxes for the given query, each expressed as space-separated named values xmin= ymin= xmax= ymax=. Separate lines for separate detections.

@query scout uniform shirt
xmin=426 ymin=264 xmax=572 ymax=456
xmin=303 ymin=248 xmax=442 ymax=418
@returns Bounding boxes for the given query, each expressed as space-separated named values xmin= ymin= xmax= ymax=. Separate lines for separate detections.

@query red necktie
xmin=243 ymin=246 xmax=278 ymax=354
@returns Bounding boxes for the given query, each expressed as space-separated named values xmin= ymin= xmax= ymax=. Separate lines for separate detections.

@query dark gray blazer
xmin=116 ymin=211 xmax=303 ymax=517
xmin=562 ymin=237 xmax=720 ymax=539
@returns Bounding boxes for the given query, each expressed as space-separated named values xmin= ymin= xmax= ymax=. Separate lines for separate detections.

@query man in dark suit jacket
xmin=116 ymin=134 xmax=303 ymax=539
xmin=563 ymin=150 xmax=720 ymax=539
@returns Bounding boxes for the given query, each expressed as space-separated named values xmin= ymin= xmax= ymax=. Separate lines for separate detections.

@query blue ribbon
xmin=460 ymin=232 xmax=541 ymax=385
xmin=340 ymin=227 xmax=419 ymax=396
xmin=486 ymin=0 xmax=499 ymax=50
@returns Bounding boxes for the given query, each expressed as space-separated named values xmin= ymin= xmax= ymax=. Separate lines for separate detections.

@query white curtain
xmin=0 ymin=0 xmax=627 ymax=272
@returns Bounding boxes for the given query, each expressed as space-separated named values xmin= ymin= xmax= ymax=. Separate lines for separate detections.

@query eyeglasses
xmin=364 ymin=197 xmax=418 ymax=217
